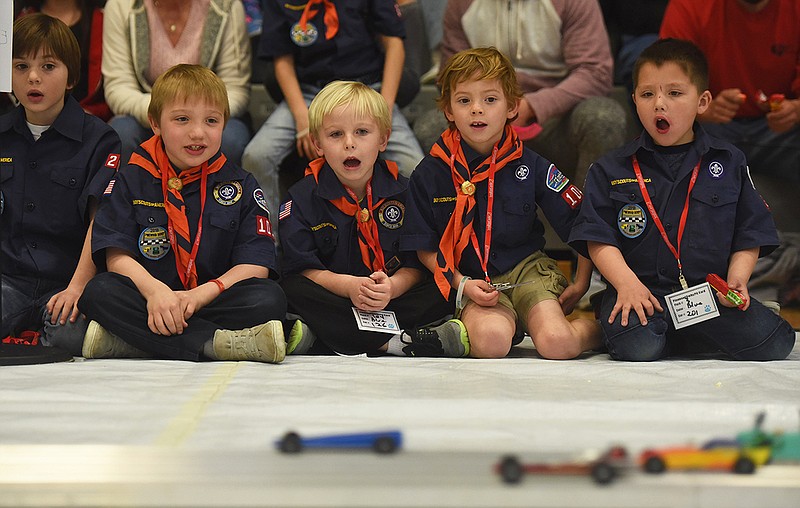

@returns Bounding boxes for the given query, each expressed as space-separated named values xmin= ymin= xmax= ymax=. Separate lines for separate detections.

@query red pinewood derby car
xmin=496 ymin=446 xmax=629 ymax=485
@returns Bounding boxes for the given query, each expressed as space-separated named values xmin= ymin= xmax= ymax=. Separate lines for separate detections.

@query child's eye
xmin=356 ymin=128 xmax=369 ymax=136
xmin=42 ymin=63 xmax=56 ymax=71
xmin=485 ymin=96 xmax=497 ymax=103
xmin=175 ymin=116 xmax=189 ymax=123
xmin=669 ymin=90 xmax=682 ymax=97
xmin=206 ymin=117 xmax=219 ymax=125
xmin=639 ymin=91 xmax=654 ymax=98
xmin=328 ymin=130 xmax=342 ymax=138
xmin=13 ymin=62 xmax=29 ymax=71
xmin=456 ymin=97 xmax=470 ymax=105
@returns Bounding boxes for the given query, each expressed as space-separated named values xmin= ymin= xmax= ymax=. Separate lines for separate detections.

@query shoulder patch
xmin=105 ymin=154 xmax=121 ymax=169
xmin=546 ymin=164 xmax=569 ymax=192
xmin=279 ymin=200 xmax=292 ymax=221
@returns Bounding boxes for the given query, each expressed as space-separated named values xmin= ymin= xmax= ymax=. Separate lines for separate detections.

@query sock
xmin=203 ymin=339 xmax=219 ymax=360
xmin=385 ymin=333 xmax=410 ymax=356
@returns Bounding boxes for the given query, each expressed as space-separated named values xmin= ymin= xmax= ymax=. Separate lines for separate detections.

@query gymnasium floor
xmin=1 ymin=327 xmax=799 ymax=507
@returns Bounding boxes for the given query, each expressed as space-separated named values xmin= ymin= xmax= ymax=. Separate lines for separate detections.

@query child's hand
xmin=146 ymin=286 xmax=188 ymax=336
xmin=46 ymin=284 xmax=84 ymax=325
xmin=610 ymin=280 xmax=663 ymax=327
xmin=176 ymin=284 xmax=218 ymax=320
xmin=717 ymin=280 xmax=751 ymax=311
xmin=354 ymin=272 xmax=392 ymax=311
xmin=465 ymin=279 xmax=500 ymax=307
xmin=700 ymin=88 xmax=744 ymax=124
xmin=558 ymin=283 xmax=585 ymax=316
xmin=766 ymin=98 xmax=799 ymax=133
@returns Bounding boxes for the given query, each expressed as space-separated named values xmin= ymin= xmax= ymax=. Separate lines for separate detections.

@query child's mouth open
xmin=655 ymin=116 xmax=670 ymax=134
xmin=343 ymin=157 xmax=361 ymax=169
xmin=27 ymin=90 xmax=44 ymax=103
xmin=185 ymin=144 xmax=206 ymax=155
xmin=470 ymin=121 xmax=488 ymax=131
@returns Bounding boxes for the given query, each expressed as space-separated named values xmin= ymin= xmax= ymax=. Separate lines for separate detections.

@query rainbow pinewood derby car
xmin=276 ymin=430 xmax=402 ymax=454
xmin=639 ymin=438 xmax=770 ymax=474
xmin=496 ymin=446 xmax=629 ymax=485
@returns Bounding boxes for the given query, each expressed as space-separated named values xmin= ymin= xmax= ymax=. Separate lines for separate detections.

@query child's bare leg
xmin=527 ymin=300 xmax=601 ymax=359
xmin=461 ymin=303 xmax=516 ymax=358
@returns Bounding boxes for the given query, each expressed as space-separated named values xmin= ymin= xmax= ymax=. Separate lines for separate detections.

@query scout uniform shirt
xmin=569 ymin=124 xmax=779 ymax=291
xmin=92 ymin=143 xmax=278 ymax=289
xmin=279 ymin=158 xmax=418 ymax=276
xmin=0 ymin=96 xmax=120 ymax=283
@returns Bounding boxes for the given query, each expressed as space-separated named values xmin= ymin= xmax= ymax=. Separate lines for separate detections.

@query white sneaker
xmin=212 ymin=320 xmax=285 ymax=363
xmin=82 ymin=321 xmax=151 ymax=359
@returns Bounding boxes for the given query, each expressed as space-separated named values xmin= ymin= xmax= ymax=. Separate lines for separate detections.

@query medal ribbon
xmin=632 ymin=154 xmax=700 ymax=290
xmin=306 ymin=158 xmax=399 ymax=272
xmin=298 ymin=0 xmax=339 ymax=40
xmin=429 ymin=125 xmax=523 ymax=299
xmin=129 ymin=135 xmax=226 ymax=289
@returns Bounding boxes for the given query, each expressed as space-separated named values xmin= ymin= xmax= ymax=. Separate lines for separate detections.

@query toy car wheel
xmin=591 ymin=462 xmax=616 ymax=485
xmin=644 ymin=456 xmax=666 ymax=474
xmin=279 ymin=432 xmax=303 ymax=454
xmin=733 ymin=456 xmax=755 ymax=474
xmin=372 ymin=436 xmax=398 ymax=454
xmin=499 ymin=456 xmax=523 ymax=484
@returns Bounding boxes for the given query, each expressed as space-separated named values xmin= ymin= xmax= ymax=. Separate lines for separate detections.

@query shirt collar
xmin=0 ymin=95 xmax=84 ymax=141
xmin=315 ymin=158 xmax=405 ymax=201
xmin=621 ymin=122 xmax=735 ymax=159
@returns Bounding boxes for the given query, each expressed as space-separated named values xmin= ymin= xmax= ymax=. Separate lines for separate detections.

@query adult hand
xmin=699 ymin=88 xmax=744 ymax=124
xmin=766 ymin=99 xmax=800 ymax=133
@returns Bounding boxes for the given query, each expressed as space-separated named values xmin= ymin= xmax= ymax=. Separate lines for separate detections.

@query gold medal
xmin=168 ymin=177 xmax=183 ymax=191
xmin=359 ymin=208 xmax=370 ymax=223
xmin=461 ymin=180 xmax=475 ymax=196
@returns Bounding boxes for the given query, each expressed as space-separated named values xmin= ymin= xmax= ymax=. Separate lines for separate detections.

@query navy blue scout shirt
xmin=92 ymin=158 xmax=278 ymax=290
xmin=402 ymin=141 xmax=583 ymax=277
xmin=569 ymin=124 xmax=778 ymax=291
xmin=259 ymin=0 xmax=405 ymax=87
xmin=0 ymin=96 xmax=120 ymax=284
xmin=279 ymin=159 xmax=419 ymax=276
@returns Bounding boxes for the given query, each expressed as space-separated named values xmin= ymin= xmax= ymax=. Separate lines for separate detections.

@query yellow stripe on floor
xmin=155 ymin=363 xmax=241 ymax=446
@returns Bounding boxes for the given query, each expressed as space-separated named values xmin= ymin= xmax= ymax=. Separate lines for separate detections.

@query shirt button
xmin=629 ymin=193 xmax=636 ymax=201
xmin=665 ymin=222 xmax=671 ymax=230
xmin=324 ymin=237 xmax=331 ymax=244
xmin=659 ymin=268 xmax=666 ymax=275
xmin=229 ymin=220 xmax=236 ymax=229
xmin=712 ymin=194 xmax=719 ymax=203
xmin=69 ymin=178 xmax=77 ymax=187
xmin=392 ymin=241 xmax=399 ymax=250
xmin=491 ymin=252 xmax=497 ymax=259
xmin=523 ymin=204 xmax=530 ymax=212
xmin=148 ymin=217 xmax=155 ymax=223
xmin=26 ymin=202 xmax=35 ymax=211
xmin=30 ymin=242 xmax=37 ymax=248
xmin=29 ymin=162 xmax=37 ymax=169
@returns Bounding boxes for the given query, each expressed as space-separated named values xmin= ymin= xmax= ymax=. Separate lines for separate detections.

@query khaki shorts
xmin=460 ymin=252 xmax=568 ymax=331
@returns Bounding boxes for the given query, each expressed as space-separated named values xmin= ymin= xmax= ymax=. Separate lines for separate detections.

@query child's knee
xmin=531 ymin=326 xmax=582 ymax=360
xmin=604 ymin=318 xmax=668 ymax=362
xmin=468 ymin=333 xmax=512 ymax=358
xmin=731 ymin=319 xmax=796 ymax=361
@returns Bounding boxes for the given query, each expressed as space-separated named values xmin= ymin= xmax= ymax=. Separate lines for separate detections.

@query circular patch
xmin=379 ymin=200 xmax=404 ymax=229
xmin=253 ymin=188 xmax=270 ymax=216
xmin=708 ymin=161 xmax=724 ymax=178
xmin=515 ymin=165 xmax=529 ymax=181
xmin=213 ymin=181 xmax=242 ymax=206
xmin=290 ymin=22 xmax=318 ymax=47
xmin=139 ymin=226 xmax=170 ymax=260
xmin=618 ymin=203 xmax=647 ymax=238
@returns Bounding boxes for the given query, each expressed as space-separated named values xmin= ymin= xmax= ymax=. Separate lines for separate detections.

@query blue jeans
xmin=597 ymin=287 xmax=796 ymax=361
xmin=1 ymin=275 xmax=88 ymax=355
xmin=109 ymin=115 xmax=251 ymax=167
xmin=242 ymin=85 xmax=424 ymax=220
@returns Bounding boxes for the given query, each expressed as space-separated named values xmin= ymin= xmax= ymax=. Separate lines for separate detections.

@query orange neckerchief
xmin=429 ymin=125 xmax=523 ymax=299
xmin=306 ymin=158 xmax=399 ymax=272
xmin=299 ymin=0 xmax=339 ymax=40
xmin=129 ymin=135 xmax=226 ymax=289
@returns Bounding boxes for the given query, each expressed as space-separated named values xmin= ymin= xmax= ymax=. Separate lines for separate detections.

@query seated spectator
xmin=241 ymin=0 xmax=425 ymax=221
xmin=102 ymin=0 xmax=252 ymax=166
xmin=416 ymin=0 xmax=627 ymax=189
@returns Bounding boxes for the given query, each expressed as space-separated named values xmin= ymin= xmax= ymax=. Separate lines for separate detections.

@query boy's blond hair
xmin=148 ymin=64 xmax=230 ymax=126
xmin=13 ymin=14 xmax=80 ymax=91
xmin=436 ymin=47 xmax=523 ymax=122
xmin=308 ymin=81 xmax=391 ymax=138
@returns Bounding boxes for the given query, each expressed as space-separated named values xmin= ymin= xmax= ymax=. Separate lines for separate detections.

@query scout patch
xmin=213 ymin=181 xmax=242 ymax=206
xmin=618 ymin=203 xmax=647 ymax=238
xmin=103 ymin=179 xmax=115 ymax=195
xmin=290 ymin=22 xmax=318 ymax=46
xmin=254 ymin=188 xmax=270 ymax=214
xmin=279 ymin=200 xmax=292 ymax=221
xmin=257 ymin=215 xmax=273 ymax=238
xmin=139 ymin=226 xmax=170 ymax=260
xmin=708 ymin=161 xmax=724 ymax=178
xmin=546 ymin=164 xmax=569 ymax=192
xmin=515 ymin=165 xmax=529 ymax=181
xmin=104 ymin=154 xmax=121 ymax=169
xmin=561 ymin=184 xmax=583 ymax=209
xmin=378 ymin=200 xmax=404 ymax=229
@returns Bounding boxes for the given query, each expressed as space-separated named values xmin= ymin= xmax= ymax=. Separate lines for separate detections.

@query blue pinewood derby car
xmin=276 ymin=430 xmax=403 ymax=454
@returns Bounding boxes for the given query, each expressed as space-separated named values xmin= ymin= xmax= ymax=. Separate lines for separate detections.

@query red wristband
xmin=210 ymin=279 xmax=225 ymax=293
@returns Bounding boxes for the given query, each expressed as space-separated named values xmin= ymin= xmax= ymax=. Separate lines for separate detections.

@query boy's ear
xmin=379 ymin=128 xmax=391 ymax=152
xmin=148 ymin=115 xmax=161 ymax=135
xmin=310 ymin=134 xmax=324 ymax=157
xmin=507 ymin=98 xmax=521 ymax=120
xmin=697 ymin=90 xmax=712 ymax=115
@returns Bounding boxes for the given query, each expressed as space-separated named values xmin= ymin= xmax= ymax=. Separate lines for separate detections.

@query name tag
xmin=665 ymin=282 xmax=720 ymax=329
xmin=352 ymin=308 xmax=400 ymax=334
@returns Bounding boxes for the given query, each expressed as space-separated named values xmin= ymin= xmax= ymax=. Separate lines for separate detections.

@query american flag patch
xmin=103 ymin=179 xmax=116 ymax=195
xmin=279 ymin=200 xmax=292 ymax=220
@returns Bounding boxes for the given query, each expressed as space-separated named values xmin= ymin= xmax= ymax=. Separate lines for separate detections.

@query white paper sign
xmin=0 ymin=0 xmax=11 ymax=92
xmin=665 ymin=282 xmax=720 ymax=329
xmin=352 ymin=308 xmax=400 ymax=334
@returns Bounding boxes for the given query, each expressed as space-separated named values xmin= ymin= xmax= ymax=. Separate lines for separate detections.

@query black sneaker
xmin=401 ymin=319 xmax=469 ymax=357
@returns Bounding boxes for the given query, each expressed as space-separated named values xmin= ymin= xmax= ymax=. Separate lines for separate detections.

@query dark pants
xmin=597 ymin=287 xmax=796 ymax=362
xmin=281 ymin=275 xmax=454 ymax=355
xmin=79 ymin=272 xmax=287 ymax=361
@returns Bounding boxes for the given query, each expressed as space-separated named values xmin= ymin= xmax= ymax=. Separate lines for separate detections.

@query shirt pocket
xmin=50 ymin=166 xmax=86 ymax=193
xmin=687 ymin=185 xmax=739 ymax=252
xmin=134 ymin=207 xmax=170 ymax=262
xmin=312 ymin=223 xmax=338 ymax=263
xmin=609 ymin=184 xmax=651 ymax=241
xmin=494 ymin=197 xmax=535 ymax=247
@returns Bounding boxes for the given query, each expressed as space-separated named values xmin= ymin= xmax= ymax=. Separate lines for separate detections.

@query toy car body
xmin=639 ymin=439 xmax=770 ymax=474
xmin=276 ymin=430 xmax=402 ymax=454
xmin=496 ymin=446 xmax=628 ymax=485
xmin=737 ymin=412 xmax=800 ymax=463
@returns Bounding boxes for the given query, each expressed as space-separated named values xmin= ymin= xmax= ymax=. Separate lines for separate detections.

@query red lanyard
xmin=163 ymin=166 xmax=208 ymax=289
xmin=469 ymin=146 xmax=498 ymax=283
xmin=632 ymin=155 xmax=700 ymax=289
xmin=344 ymin=180 xmax=386 ymax=272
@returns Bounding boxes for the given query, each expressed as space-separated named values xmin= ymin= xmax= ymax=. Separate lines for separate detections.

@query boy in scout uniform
xmin=1 ymin=15 xmax=120 ymax=355
xmin=79 ymin=64 xmax=288 ymax=363
xmin=278 ymin=81 xmax=466 ymax=357
xmin=569 ymin=39 xmax=795 ymax=361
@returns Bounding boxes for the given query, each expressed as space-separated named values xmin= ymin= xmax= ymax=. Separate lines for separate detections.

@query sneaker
xmin=287 ymin=319 xmax=316 ymax=355
xmin=82 ymin=321 xmax=151 ymax=359
xmin=762 ymin=300 xmax=782 ymax=316
xmin=213 ymin=320 xmax=285 ymax=363
xmin=401 ymin=319 xmax=469 ymax=357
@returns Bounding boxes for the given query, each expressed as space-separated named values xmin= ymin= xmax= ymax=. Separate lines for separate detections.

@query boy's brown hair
xmin=13 ymin=13 xmax=81 ymax=90
xmin=308 ymin=81 xmax=391 ymax=138
xmin=633 ymin=38 xmax=709 ymax=93
xmin=148 ymin=64 xmax=230 ymax=127
xmin=436 ymin=46 xmax=523 ymax=121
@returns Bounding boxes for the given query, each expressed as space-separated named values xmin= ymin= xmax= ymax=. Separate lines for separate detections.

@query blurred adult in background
xmin=102 ymin=0 xmax=251 ymax=165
